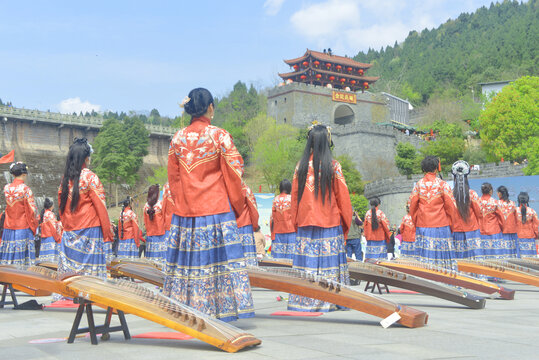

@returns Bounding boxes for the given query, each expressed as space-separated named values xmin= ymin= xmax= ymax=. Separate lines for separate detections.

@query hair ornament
xmin=451 ymin=160 xmax=470 ymax=176
xmin=307 ymin=120 xmax=332 ymax=145
xmin=179 ymin=96 xmax=191 ymax=108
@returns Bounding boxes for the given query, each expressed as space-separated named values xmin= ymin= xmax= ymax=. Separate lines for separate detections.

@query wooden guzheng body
xmin=110 ymin=260 xmax=428 ymax=328
xmin=0 ymin=265 xmax=261 ymax=353
xmin=457 ymin=260 xmax=539 ymax=287
xmin=507 ymin=258 xmax=539 ymax=271
xmin=259 ymin=258 xmax=485 ymax=309
xmin=370 ymin=259 xmax=515 ymax=300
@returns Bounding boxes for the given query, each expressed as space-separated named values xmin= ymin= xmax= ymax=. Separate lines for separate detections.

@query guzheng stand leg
xmin=67 ymin=297 xmax=130 ymax=345
xmin=0 ymin=283 xmax=18 ymax=308
xmin=364 ymin=282 xmax=390 ymax=294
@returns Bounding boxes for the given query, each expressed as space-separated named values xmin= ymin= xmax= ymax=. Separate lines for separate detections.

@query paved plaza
xmin=1 ymin=280 xmax=539 ymax=360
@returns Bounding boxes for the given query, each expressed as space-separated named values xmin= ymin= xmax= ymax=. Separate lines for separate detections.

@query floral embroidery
xmin=402 ymin=214 xmax=414 ymax=228
xmin=479 ymin=197 xmax=499 ymax=216
xmin=498 ymin=200 xmax=517 ymax=220
xmin=273 ymin=194 xmax=292 ymax=213
xmin=411 ymin=176 xmax=454 ymax=204
xmin=516 ymin=207 xmax=538 ymax=224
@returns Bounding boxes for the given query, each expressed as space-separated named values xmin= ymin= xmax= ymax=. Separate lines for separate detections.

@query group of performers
xmin=0 ymin=87 xmax=537 ymax=321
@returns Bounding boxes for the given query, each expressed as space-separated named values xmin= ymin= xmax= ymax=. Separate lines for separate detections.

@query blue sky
xmin=1 ymin=0 xmax=497 ymax=117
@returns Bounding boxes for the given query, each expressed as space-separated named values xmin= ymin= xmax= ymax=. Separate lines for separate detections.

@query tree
xmin=419 ymin=136 xmax=465 ymax=173
xmin=350 ymin=194 xmax=369 ymax=219
xmin=395 ymin=142 xmax=420 ymax=178
xmin=335 ymin=155 xmax=364 ymax=194
xmin=479 ymin=76 xmax=539 ymax=172
xmin=254 ymin=122 xmax=303 ymax=190
xmin=147 ymin=166 xmax=168 ymax=185
xmin=123 ymin=116 xmax=150 ymax=176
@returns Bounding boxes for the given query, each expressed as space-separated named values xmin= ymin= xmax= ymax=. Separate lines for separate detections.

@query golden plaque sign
xmin=332 ymin=91 xmax=357 ymax=104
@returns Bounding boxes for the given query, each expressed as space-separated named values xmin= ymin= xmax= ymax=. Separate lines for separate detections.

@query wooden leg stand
xmin=364 ymin=282 xmax=390 ymax=294
xmin=0 ymin=283 xmax=18 ymax=308
xmin=67 ymin=297 xmax=130 ymax=345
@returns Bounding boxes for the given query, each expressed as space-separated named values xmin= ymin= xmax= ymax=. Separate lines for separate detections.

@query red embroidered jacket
xmin=365 ymin=207 xmax=391 ymax=242
xmin=41 ymin=209 xmax=61 ymax=243
xmin=119 ymin=206 xmax=142 ymax=246
xmin=236 ymin=182 xmax=259 ymax=229
xmin=143 ymin=200 xmax=165 ymax=237
xmin=498 ymin=200 xmax=518 ymax=234
xmin=271 ymin=193 xmax=295 ymax=240
xmin=168 ymin=117 xmax=244 ymax=217
xmin=453 ymin=189 xmax=482 ymax=232
xmin=290 ymin=159 xmax=352 ymax=238
xmin=58 ymin=168 xmax=112 ymax=242
xmin=516 ymin=206 xmax=539 ymax=239
xmin=399 ymin=214 xmax=415 ymax=242
xmin=478 ymin=195 xmax=503 ymax=235
xmin=408 ymin=172 xmax=456 ymax=229
xmin=161 ymin=182 xmax=175 ymax=231
xmin=3 ymin=178 xmax=38 ymax=233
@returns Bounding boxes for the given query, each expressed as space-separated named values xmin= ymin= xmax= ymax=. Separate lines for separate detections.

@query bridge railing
xmin=0 ymin=105 xmax=176 ymax=136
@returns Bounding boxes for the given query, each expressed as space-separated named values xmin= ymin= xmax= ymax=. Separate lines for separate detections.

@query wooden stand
xmin=0 ymin=282 xmax=18 ymax=308
xmin=364 ymin=282 xmax=389 ymax=294
xmin=68 ymin=297 xmax=131 ymax=345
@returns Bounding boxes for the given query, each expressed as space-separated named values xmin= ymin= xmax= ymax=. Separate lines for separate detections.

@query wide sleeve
xmin=399 ymin=218 xmax=405 ymax=235
xmin=167 ymin=135 xmax=182 ymax=216
xmin=244 ymin=184 xmax=259 ymax=230
xmin=442 ymin=181 xmax=457 ymax=230
xmin=218 ymin=130 xmax=245 ymax=217
xmin=270 ymin=199 xmax=276 ymax=240
xmin=532 ymin=210 xmax=539 ymax=239
xmin=494 ymin=206 xmax=504 ymax=230
xmin=380 ymin=211 xmax=391 ymax=243
xmin=88 ymin=172 xmax=113 ymax=242
xmin=24 ymin=187 xmax=39 ymax=234
xmin=290 ymin=166 xmax=300 ymax=232
xmin=333 ymin=161 xmax=352 ymax=238
xmin=131 ymin=211 xmax=141 ymax=247
xmin=470 ymin=191 xmax=483 ymax=223
xmin=408 ymin=182 xmax=420 ymax=224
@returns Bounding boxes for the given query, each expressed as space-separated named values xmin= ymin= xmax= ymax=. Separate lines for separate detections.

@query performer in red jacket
xmin=236 ymin=181 xmax=259 ymax=266
xmin=38 ymin=198 xmax=61 ymax=262
xmin=0 ymin=162 xmax=38 ymax=265
xmin=408 ymin=156 xmax=457 ymax=270
xmin=288 ymin=124 xmax=352 ymax=312
xmin=516 ymin=192 xmax=539 ymax=257
xmin=364 ymin=197 xmax=391 ymax=260
xmin=164 ymin=88 xmax=254 ymax=322
xmin=497 ymin=186 xmax=519 ymax=258
xmin=451 ymin=161 xmax=483 ymax=260
xmin=144 ymin=184 xmax=166 ymax=264
xmin=58 ymin=138 xmax=112 ymax=279
xmin=270 ymin=179 xmax=295 ymax=260
xmin=117 ymin=197 xmax=141 ymax=259
xmin=478 ymin=182 xmax=504 ymax=259
xmin=399 ymin=204 xmax=416 ymax=257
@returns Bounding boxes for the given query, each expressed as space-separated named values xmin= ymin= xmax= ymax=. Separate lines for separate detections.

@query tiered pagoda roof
xmin=278 ymin=49 xmax=379 ymax=92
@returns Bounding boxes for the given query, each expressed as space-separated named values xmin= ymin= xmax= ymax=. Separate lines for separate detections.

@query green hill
xmin=353 ymin=0 xmax=538 ymax=103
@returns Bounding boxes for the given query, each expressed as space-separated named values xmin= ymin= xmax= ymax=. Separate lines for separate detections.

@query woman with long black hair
xmin=164 ymin=88 xmax=254 ymax=322
xmin=38 ymin=198 xmax=61 ymax=262
xmin=270 ymin=178 xmax=295 ymax=260
xmin=364 ymin=197 xmax=391 ymax=260
xmin=58 ymin=138 xmax=112 ymax=279
xmin=143 ymin=184 xmax=165 ymax=264
xmin=497 ymin=185 xmax=518 ymax=258
xmin=408 ymin=156 xmax=457 ymax=269
xmin=516 ymin=192 xmax=538 ymax=257
xmin=117 ymin=197 xmax=141 ymax=259
xmin=288 ymin=123 xmax=352 ymax=312
xmin=451 ymin=160 xmax=483 ymax=260
xmin=0 ymin=162 xmax=38 ymax=265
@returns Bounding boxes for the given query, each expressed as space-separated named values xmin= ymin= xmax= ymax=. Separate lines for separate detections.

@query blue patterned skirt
xmin=400 ymin=241 xmax=416 ymax=258
xmin=145 ymin=234 xmax=166 ymax=263
xmin=502 ymin=233 xmax=518 ymax=258
xmin=453 ymin=229 xmax=483 ymax=260
xmin=39 ymin=236 xmax=58 ymax=262
xmin=238 ymin=225 xmax=257 ymax=267
xmin=163 ymin=212 xmax=254 ymax=322
xmin=365 ymin=240 xmax=387 ymax=260
xmin=0 ymin=228 xmax=35 ymax=266
xmin=103 ymin=241 xmax=113 ymax=262
xmin=480 ymin=232 xmax=505 ymax=259
xmin=518 ymin=238 xmax=536 ymax=257
xmin=415 ymin=226 xmax=456 ymax=270
xmin=272 ymin=232 xmax=296 ymax=260
xmin=117 ymin=238 xmax=139 ymax=259
xmin=58 ymin=226 xmax=106 ymax=279
xmin=288 ymin=225 xmax=350 ymax=312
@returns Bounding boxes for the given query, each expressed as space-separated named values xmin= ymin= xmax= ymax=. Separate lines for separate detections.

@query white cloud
xmin=58 ymin=97 xmax=101 ymax=114
xmin=264 ymin=0 xmax=285 ymax=15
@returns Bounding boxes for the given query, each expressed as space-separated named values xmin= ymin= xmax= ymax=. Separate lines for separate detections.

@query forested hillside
xmin=353 ymin=0 xmax=538 ymax=104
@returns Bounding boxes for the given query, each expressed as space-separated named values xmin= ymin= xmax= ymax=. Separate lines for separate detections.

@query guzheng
xmin=259 ymin=258 xmax=485 ymax=309
xmin=0 ymin=265 xmax=261 ymax=353
xmin=457 ymin=260 xmax=539 ymax=287
xmin=110 ymin=261 xmax=428 ymax=328
xmin=507 ymin=258 xmax=539 ymax=271
xmin=370 ymin=259 xmax=515 ymax=300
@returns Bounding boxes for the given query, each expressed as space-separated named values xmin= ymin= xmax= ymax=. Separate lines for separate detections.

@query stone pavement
xmin=1 ymin=281 xmax=539 ymax=360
